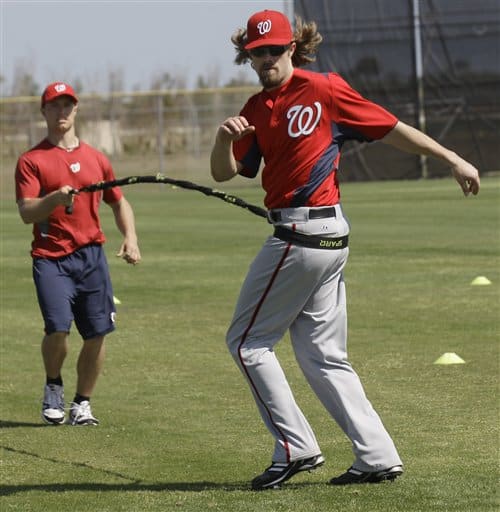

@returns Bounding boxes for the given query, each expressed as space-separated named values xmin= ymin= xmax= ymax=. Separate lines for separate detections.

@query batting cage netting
xmin=293 ymin=0 xmax=499 ymax=180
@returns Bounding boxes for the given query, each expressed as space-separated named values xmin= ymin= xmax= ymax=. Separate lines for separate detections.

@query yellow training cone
xmin=113 ymin=296 xmax=122 ymax=305
xmin=471 ymin=276 xmax=492 ymax=286
xmin=433 ymin=352 xmax=466 ymax=365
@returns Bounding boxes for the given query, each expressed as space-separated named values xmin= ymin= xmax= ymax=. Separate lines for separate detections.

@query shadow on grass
xmin=0 ymin=443 xmax=323 ymax=496
xmin=0 ymin=481 xmax=251 ymax=495
xmin=0 ymin=420 xmax=46 ymax=428
xmin=1 ymin=445 xmax=143 ymax=483
xmin=0 ymin=481 xmax=324 ymax=495
xmin=0 ymin=444 xmax=253 ymax=494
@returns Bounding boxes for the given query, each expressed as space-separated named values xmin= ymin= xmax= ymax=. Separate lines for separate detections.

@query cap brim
xmin=42 ymin=93 xmax=78 ymax=106
xmin=245 ymin=38 xmax=292 ymax=50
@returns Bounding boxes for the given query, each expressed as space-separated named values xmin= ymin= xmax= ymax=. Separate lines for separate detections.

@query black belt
xmin=268 ymin=207 xmax=336 ymax=223
xmin=274 ymin=226 xmax=348 ymax=250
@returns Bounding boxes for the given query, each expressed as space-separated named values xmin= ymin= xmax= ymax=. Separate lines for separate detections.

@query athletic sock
xmin=46 ymin=375 xmax=63 ymax=386
xmin=73 ymin=393 xmax=90 ymax=404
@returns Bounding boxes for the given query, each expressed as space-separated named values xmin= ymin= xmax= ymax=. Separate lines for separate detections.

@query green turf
xmin=1 ymin=176 xmax=498 ymax=511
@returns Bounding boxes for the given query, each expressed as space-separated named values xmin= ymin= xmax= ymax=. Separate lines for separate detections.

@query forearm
xmin=382 ymin=121 xmax=480 ymax=196
xmin=210 ymin=116 xmax=254 ymax=182
xmin=111 ymin=197 xmax=141 ymax=265
xmin=210 ymin=137 xmax=240 ymax=182
xmin=112 ymin=198 xmax=138 ymax=242
xmin=382 ymin=121 xmax=459 ymax=165
xmin=17 ymin=187 xmax=73 ymax=224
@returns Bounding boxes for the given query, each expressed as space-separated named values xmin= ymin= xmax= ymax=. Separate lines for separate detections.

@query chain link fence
xmin=2 ymin=82 xmax=497 ymax=184
xmin=1 ymin=87 xmax=260 ymax=182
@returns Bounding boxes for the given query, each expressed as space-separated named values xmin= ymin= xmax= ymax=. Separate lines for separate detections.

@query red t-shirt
xmin=233 ymin=69 xmax=398 ymax=209
xmin=15 ymin=139 xmax=123 ymax=258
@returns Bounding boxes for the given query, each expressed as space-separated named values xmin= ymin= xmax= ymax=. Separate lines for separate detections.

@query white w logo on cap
xmin=257 ymin=19 xmax=272 ymax=35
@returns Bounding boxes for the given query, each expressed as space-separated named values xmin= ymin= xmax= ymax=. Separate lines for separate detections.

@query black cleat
xmin=251 ymin=454 xmax=325 ymax=490
xmin=329 ymin=465 xmax=403 ymax=485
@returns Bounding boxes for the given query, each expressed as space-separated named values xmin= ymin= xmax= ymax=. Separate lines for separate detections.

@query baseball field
xmin=1 ymin=171 xmax=498 ymax=511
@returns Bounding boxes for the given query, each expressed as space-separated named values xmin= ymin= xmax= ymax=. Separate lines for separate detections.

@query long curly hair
xmin=231 ymin=15 xmax=323 ymax=67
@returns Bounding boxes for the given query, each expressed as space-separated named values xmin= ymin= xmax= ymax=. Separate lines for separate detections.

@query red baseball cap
xmin=244 ymin=10 xmax=293 ymax=50
xmin=41 ymin=82 xmax=78 ymax=107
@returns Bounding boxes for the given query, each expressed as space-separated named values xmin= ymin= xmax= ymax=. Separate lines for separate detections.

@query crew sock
xmin=73 ymin=393 xmax=90 ymax=404
xmin=46 ymin=375 xmax=63 ymax=386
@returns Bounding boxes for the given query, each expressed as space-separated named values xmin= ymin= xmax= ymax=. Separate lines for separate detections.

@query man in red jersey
xmin=210 ymin=10 xmax=480 ymax=490
xmin=15 ymin=82 xmax=141 ymax=426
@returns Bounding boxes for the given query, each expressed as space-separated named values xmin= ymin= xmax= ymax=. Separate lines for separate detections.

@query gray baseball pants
xmin=226 ymin=205 xmax=402 ymax=471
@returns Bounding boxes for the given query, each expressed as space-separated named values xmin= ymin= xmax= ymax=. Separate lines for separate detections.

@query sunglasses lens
xmin=270 ymin=46 xmax=286 ymax=56
xmin=250 ymin=45 xmax=288 ymax=58
xmin=251 ymin=47 xmax=267 ymax=57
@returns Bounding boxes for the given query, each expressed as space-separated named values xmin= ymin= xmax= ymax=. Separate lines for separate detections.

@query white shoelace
xmin=71 ymin=401 xmax=98 ymax=424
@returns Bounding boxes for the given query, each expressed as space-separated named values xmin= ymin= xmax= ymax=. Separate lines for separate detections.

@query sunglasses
xmin=248 ymin=44 xmax=290 ymax=58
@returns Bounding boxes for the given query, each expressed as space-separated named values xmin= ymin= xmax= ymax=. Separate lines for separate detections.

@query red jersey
xmin=233 ymin=69 xmax=398 ymax=209
xmin=15 ymin=139 xmax=123 ymax=258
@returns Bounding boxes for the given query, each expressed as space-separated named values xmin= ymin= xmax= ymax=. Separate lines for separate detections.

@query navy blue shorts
xmin=33 ymin=244 xmax=116 ymax=340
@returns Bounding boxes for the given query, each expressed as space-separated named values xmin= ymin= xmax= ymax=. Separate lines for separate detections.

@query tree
xmin=196 ymin=64 xmax=222 ymax=89
xmin=224 ymin=69 xmax=258 ymax=88
xmin=150 ymin=72 xmax=187 ymax=91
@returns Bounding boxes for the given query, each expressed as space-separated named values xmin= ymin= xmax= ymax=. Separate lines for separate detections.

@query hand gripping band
xmin=273 ymin=226 xmax=349 ymax=250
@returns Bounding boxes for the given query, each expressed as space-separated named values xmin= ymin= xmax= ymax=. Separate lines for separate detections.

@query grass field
xmin=0 ymin=174 xmax=499 ymax=511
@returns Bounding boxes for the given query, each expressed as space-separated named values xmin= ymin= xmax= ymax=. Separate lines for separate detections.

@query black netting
xmin=294 ymin=0 xmax=500 ymax=180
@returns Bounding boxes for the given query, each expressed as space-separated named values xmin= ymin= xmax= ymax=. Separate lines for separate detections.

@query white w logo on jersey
xmin=287 ymin=102 xmax=322 ymax=138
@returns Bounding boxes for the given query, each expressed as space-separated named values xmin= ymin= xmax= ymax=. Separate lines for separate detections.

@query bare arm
xmin=109 ymin=197 xmax=141 ymax=265
xmin=210 ymin=116 xmax=255 ymax=182
xmin=382 ymin=121 xmax=480 ymax=196
xmin=17 ymin=185 xmax=74 ymax=224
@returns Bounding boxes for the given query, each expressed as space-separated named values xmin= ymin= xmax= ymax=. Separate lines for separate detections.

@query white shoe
xmin=42 ymin=384 xmax=65 ymax=425
xmin=69 ymin=400 xmax=99 ymax=426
